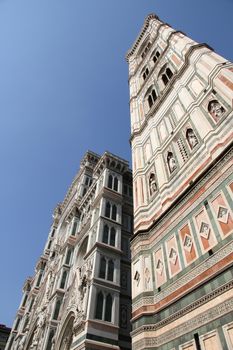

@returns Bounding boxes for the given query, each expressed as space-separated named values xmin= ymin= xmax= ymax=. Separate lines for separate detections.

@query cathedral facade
xmin=6 ymin=151 xmax=133 ymax=350
xmin=127 ymin=14 xmax=233 ymax=350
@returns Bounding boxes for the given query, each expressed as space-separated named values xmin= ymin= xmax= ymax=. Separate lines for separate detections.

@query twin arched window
xmin=105 ymin=202 xmax=117 ymax=221
xmin=151 ymin=50 xmax=160 ymax=64
xmin=99 ymin=257 xmax=114 ymax=281
xmin=148 ymin=88 xmax=157 ymax=108
xmin=108 ymin=174 xmax=119 ymax=192
xmin=161 ymin=67 xmax=173 ymax=86
xmin=103 ymin=224 xmax=116 ymax=246
xmin=95 ymin=291 xmax=113 ymax=322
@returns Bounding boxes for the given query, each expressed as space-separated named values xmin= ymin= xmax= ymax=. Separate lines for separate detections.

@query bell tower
xmin=127 ymin=14 xmax=233 ymax=350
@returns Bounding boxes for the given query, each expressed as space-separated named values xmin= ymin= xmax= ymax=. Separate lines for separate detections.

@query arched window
xmin=146 ymin=87 xmax=157 ymax=109
xmin=152 ymin=50 xmax=160 ymax=63
xmin=71 ymin=220 xmax=78 ymax=236
xmin=45 ymin=330 xmax=55 ymax=350
xmin=141 ymin=41 xmax=152 ymax=59
xmin=108 ymin=174 xmax=113 ymax=189
xmin=162 ymin=74 xmax=169 ymax=86
xmin=103 ymin=225 xmax=109 ymax=244
xmin=99 ymin=257 xmax=106 ymax=279
xmin=53 ymin=299 xmax=61 ymax=320
xmin=142 ymin=66 xmax=150 ymax=81
xmin=186 ymin=128 xmax=198 ymax=149
xmin=105 ymin=202 xmax=117 ymax=221
xmin=107 ymin=260 xmax=114 ymax=281
xmin=112 ymin=205 xmax=117 ymax=221
xmin=60 ymin=270 xmax=68 ymax=289
xmin=110 ymin=227 xmax=116 ymax=246
xmin=160 ymin=66 xmax=174 ymax=87
xmin=105 ymin=202 xmax=111 ymax=218
xmin=107 ymin=173 xmax=119 ymax=192
xmin=113 ymin=177 xmax=118 ymax=191
xmin=105 ymin=294 xmax=112 ymax=322
xmin=65 ymin=249 xmax=72 ymax=265
xmin=95 ymin=292 xmax=104 ymax=319
xmin=36 ymin=271 xmax=43 ymax=287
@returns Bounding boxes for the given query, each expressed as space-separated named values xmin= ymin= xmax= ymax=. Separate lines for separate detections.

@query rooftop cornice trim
xmin=126 ymin=13 xmax=160 ymax=62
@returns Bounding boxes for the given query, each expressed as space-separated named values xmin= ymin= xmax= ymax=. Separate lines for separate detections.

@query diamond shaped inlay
xmin=183 ymin=234 xmax=193 ymax=252
xmin=217 ymin=206 xmax=229 ymax=224
xmin=199 ymin=221 xmax=210 ymax=239
xmin=169 ymin=248 xmax=177 ymax=265
xmin=156 ymin=259 xmax=164 ymax=275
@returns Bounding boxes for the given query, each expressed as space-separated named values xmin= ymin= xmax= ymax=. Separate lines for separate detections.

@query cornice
xmin=126 ymin=14 xmax=159 ymax=62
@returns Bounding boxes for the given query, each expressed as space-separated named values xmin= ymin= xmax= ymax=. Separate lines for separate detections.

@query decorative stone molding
xmin=132 ymin=295 xmax=233 ymax=349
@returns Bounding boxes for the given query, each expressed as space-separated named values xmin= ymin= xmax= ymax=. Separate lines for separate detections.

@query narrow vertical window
xmin=53 ymin=300 xmax=61 ymax=320
xmin=103 ymin=225 xmax=109 ymax=244
xmin=113 ymin=177 xmax=118 ymax=191
xmin=65 ymin=249 xmax=72 ymax=265
xmin=108 ymin=174 xmax=113 ymax=189
xmin=107 ymin=260 xmax=114 ymax=281
xmin=60 ymin=271 xmax=68 ymax=289
xmin=112 ymin=205 xmax=117 ymax=221
xmin=95 ymin=292 xmax=103 ymax=319
xmin=99 ymin=257 xmax=106 ymax=279
xmin=162 ymin=74 xmax=169 ymax=86
xmin=71 ymin=221 xmax=78 ymax=236
xmin=166 ymin=67 xmax=173 ymax=79
xmin=105 ymin=202 xmax=111 ymax=218
xmin=36 ymin=272 xmax=43 ymax=287
xmin=148 ymin=95 xmax=153 ymax=108
xmin=110 ymin=227 xmax=116 ymax=246
xmin=46 ymin=330 xmax=55 ymax=350
xmin=105 ymin=294 xmax=112 ymax=322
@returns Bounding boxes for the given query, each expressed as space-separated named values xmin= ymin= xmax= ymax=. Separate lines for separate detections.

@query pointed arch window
xmin=107 ymin=173 xmax=119 ymax=192
xmin=152 ymin=50 xmax=160 ymax=63
xmin=105 ymin=294 xmax=113 ymax=322
xmin=105 ymin=201 xmax=118 ymax=221
xmin=103 ymin=225 xmax=109 ymax=244
xmin=65 ymin=248 xmax=72 ymax=265
xmin=99 ymin=257 xmax=107 ymax=279
xmin=102 ymin=225 xmax=116 ymax=247
xmin=95 ymin=291 xmax=104 ymax=319
xmin=110 ymin=227 xmax=116 ymax=246
xmin=95 ymin=291 xmax=113 ymax=322
xmin=60 ymin=270 xmax=68 ymax=289
xmin=145 ymin=86 xmax=158 ymax=110
xmin=53 ymin=299 xmax=61 ymax=320
xmin=161 ymin=67 xmax=174 ymax=86
xmin=99 ymin=256 xmax=115 ymax=282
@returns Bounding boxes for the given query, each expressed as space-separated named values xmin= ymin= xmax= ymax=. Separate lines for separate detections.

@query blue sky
xmin=0 ymin=0 xmax=233 ymax=327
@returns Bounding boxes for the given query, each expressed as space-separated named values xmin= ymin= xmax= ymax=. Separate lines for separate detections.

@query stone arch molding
xmin=56 ymin=311 xmax=75 ymax=350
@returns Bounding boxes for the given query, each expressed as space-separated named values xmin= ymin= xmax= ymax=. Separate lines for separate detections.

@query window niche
xmin=208 ymin=99 xmax=226 ymax=122
xmin=186 ymin=128 xmax=198 ymax=150
xmin=159 ymin=64 xmax=174 ymax=88
xmin=148 ymin=172 xmax=158 ymax=196
xmin=99 ymin=256 xmax=115 ymax=282
xmin=167 ymin=151 xmax=177 ymax=174
xmin=104 ymin=201 xmax=118 ymax=221
xmin=107 ymin=173 xmax=119 ymax=192
xmin=95 ymin=291 xmax=113 ymax=322
xmin=145 ymin=86 xmax=158 ymax=111
xmin=151 ymin=49 xmax=161 ymax=64
xmin=102 ymin=224 xmax=116 ymax=247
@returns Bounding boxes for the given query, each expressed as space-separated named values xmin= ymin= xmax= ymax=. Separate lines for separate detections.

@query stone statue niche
xmin=208 ymin=99 xmax=226 ymax=121
xmin=186 ymin=128 xmax=198 ymax=150
xmin=167 ymin=151 xmax=177 ymax=173
xmin=149 ymin=173 xmax=157 ymax=195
